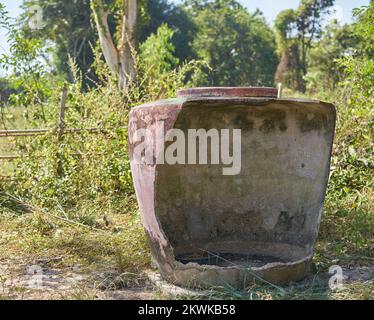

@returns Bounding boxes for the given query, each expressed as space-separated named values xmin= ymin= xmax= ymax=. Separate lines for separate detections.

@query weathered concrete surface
xmin=128 ymin=90 xmax=336 ymax=289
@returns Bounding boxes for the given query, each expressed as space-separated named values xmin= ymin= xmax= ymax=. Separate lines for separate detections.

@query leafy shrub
xmin=317 ymin=4 xmax=374 ymax=253
xmin=4 ymin=24 xmax=203 ymax=215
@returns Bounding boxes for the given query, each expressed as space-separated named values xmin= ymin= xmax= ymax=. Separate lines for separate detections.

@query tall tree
xmin=275 ymin=0 xmax=335 ymax=92
xmin=185 ymin=0 xmax=278 ymax=87
xmin=21 ymin=0 xmax=194 ymax=88
xmin=307 ymin=20 xmax=357 ymax=92
xmin=139 ymin=0 xmax=197 ymax=63
xmin=22 ymin=0 xmax=97 ymax=88
xmin=91 ymin=0 xmax=138 ymax=91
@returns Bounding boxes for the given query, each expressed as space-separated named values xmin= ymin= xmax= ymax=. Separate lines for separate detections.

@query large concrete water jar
xmin=128 ymin=87 xmax=336 ymax=289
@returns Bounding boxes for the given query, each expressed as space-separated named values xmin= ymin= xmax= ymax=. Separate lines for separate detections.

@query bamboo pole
xmin=0 ymin=155 xmax=23 ymax=160
xmin=0 ymin=127 xmax=113 ymax=137
xmin=0 ymin=129 xmax=49 ymax=135
xmin=57 ymin=86 xmax=68 ymax=177
xmin=0 ymin=152 xmax=109 ymax=161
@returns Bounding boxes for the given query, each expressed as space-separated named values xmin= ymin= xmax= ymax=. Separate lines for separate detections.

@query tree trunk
xmin=119 ymin=0 xmax=137 ymax=90
xmin=91 ymin=0 xmax=137 ymax=91
xmin=292 ymin=43 xmax=305 ymax=92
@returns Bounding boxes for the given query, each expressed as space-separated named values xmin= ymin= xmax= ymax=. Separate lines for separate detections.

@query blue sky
xmin=174 ymin=0 xmax=370 ymax=23
xmin=0 ymin=0 xmax=370 ymax=59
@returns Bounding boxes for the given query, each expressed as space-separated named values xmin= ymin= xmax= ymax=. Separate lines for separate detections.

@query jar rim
xmin=177 ymin=87 xmax=278 ymax=98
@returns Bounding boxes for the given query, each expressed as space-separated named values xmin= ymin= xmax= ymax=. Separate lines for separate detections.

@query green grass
xmin=0 ymin=92 xmax=372 ymax=300
xmin=178 ymin=277 xmax=373 ymax=300
xmin=0 ymin=194 xmax=150 ymax=271
xmin=0 ymin=192 xmax=152 ymax=300
xmin=0 ymin=173 xmax=371 ymax=300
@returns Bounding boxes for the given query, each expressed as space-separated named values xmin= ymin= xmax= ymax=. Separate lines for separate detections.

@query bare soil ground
xmin=0 ymin=257 xmax=372 ymax=300
xmin=0 ymin=258 xmax=157 ymax=300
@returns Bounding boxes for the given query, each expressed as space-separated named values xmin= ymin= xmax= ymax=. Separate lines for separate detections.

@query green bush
xmin=316 ymin=4 xmax=374 ymax=254
xmin=6 ymin=25 xmax=203 ymax=213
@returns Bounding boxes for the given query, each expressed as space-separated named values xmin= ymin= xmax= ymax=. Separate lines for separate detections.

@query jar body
xmin=128 ymin=92 xmax=336 ymax=289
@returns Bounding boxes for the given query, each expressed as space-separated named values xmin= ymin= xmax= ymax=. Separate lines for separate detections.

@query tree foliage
xmin=275 ymin=0 xmax=335 ymax=91
xmin=340 ymin=3 xmax=374 ymax=106
xmin=185 ymin=0 xmax=278 ymax=86
xmin=306 ymin=20 xmax=357 ymax=93
xmin=140 ymin=24 xmax=179 ymax=76
xmin=326 ymin=3 xmax=374 ymax=209
xmin=18 ymin=0 xmax=196 ymax=89
xmin=0 ymin=3 xmax=53 ymax=120
xmin=139 ymin=0 xmax=197 ymax=63
xmin=21 ymin=0 xmax=97 ymax=89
